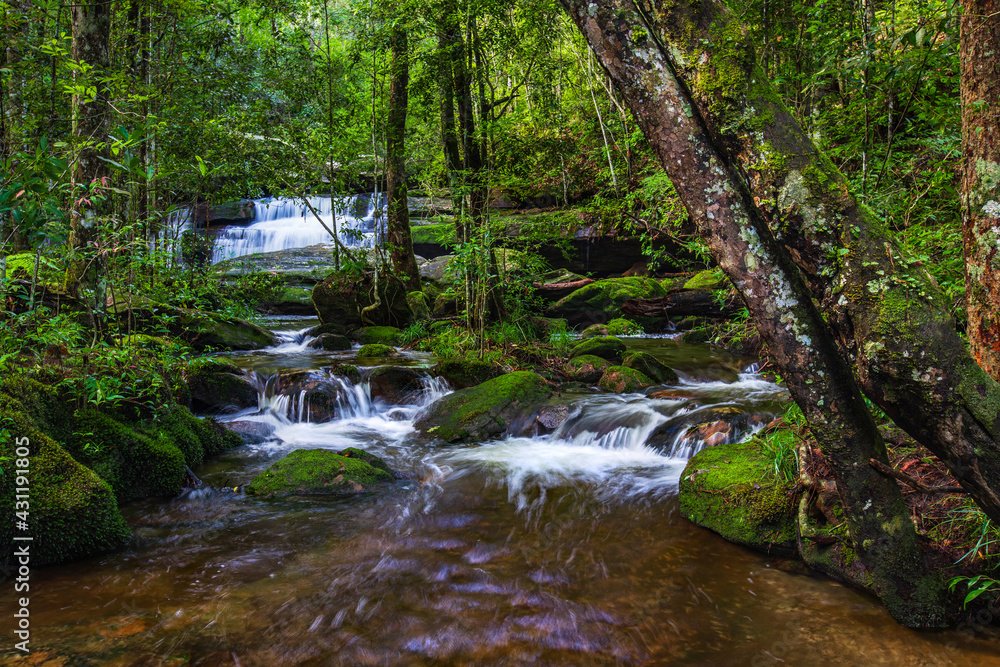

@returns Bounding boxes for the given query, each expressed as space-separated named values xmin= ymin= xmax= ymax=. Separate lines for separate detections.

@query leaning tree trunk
xmin=567 ymin=0 xmax=1000 ymax=534
xmin=961 ymin=0 xmax=1000 ymax=379
xmin=385 ymin=26 xmax=421 ymax=292
xmin=67 ymin=0 xmax=110 ymax=301
xmin=560 ymin=0 xmax=946 ymax=627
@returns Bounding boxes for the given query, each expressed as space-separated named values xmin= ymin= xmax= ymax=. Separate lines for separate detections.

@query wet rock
xmin=225 ymin=420 xmax=276 ymax=444
xmin=357 ymin=343 xmax=397 ymax=358
xmin=568 ymin=336 xmax=626 ymax=364
xmin=545 ymin=277 xmax=667 ymax=328
xmin=187 ymin=361 xmax=258 ymax=413
xmin=535 ymin=404 xmax=570 ymax=432
xmin=623 ymin=351 xmax=679 ymax=385
xmin=598 ymin=366 xmax=654 ymax=393
xmin=245 ymin=448 xmax=394 ymax=498
xmin=308 ymin=333 xmax=352 ymax=351
xmin=368 ymin=366 xmax=424 ymax=405
xmin=433 ymin=358 xmax=499 ymax=388
xmin=275 ymin=370 xmax=343 ymax=422
xmin=564 ymin=355 xmax=610 ymax=383
xmin=415 ymin=371 xmax=553 ymax=443
xmin=325 ymin=363 xmax=362 ymax=384
xmin=644 ymin=406 xmax=761 ymax=456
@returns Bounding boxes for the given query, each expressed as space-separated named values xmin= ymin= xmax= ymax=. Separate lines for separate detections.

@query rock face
xmin=415 ymin=371 xmax=552 ymax=443
xmin=565 ymin=355 xmax=610 ymax=383
xmin=598 ymin=366 xmax=654 ymax=393
xmin=187 ymin=360 xmax=259 ymax=413
xmin=545 ymin=277 xmax=667 ymax=328
xmin=568 ymin=336 xmax=626 ymax=363
xmin=679 ymin=437 xmax=797 ymax=556
xmin=367 ymin=367 xmax=425 ymax=405
xmin=623 ymin=352 xmax=679 ymax=385
xmin=225 ymin=420 xmax=276 ymax=444
xmin=245 ymin=448 xmax=394 ymax=498
xmin=312 ymin=269 xmax=412 ymax=334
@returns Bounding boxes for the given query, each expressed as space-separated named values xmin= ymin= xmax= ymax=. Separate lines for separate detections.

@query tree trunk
xmin=436 ymin=0 xmax=464 ymax=220
xmin=961 ymin=0 xmax=1000 ymax=379
xmin=560 ymin=0 xmax=947 ymax=627
xmin=385 ymin=26 xmax=420 ymax=292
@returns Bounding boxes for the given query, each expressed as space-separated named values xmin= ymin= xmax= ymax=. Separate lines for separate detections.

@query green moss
xmin=606 ymin=318 xmax=643 ymax=335
xmin=245 ymin=448 xmax=393 ymax=497
xmin=328 ymin=363 xmax=362 ymax=384
xmin=357 ymin=343 xmax=397 ymax=357
xmin=546 ymin=277 xmax=667 ymax=328
xmin=565 ymin=354 xmax=610 ymax=383
xmin=338 ymin=447 xmax=394 ymax=476
xmin=598 ymin=366 xmax=654 ymax=393
xmin=683 ymin=267 xmax=726 ymax=290
xmin=0 ymin=375 xmax=74 ymax=443
xmin=623 ymin=351 xmax=679 ymax=384
xmin=409 ymin=222 xmax=457 ymax=246
xmin=140 ymin=405 xmax=241 ymax=468
xmin=356 ymin=326 xmax=403 ymax=345
xmin=568 ymin=336 xmax=626 ymax=363
xmin=415 ymin=371 xmax=552 ymax=443
xmin=678 ymin=436 xmax=798 ymax=555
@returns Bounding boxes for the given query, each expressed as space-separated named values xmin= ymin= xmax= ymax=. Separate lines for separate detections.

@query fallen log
xmin=531 ymin=277 xmax=594 ymax=301
xmin=622 ymin=288 xmax=738 ymax=319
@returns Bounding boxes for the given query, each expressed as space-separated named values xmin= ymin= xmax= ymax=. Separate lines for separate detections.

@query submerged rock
xmin=623 ymin=351 xmax=679 ymax=385
xmin=564 ymin=354 xmax=610 ymax=383
xmin=368 ymin=366 xmax=424 ymax=405
xmin=598 ymin=366 xmax=654 ymax=393
xmin=415 ymin=371 xmax=552 ymax=443
xmin=568 ymin=336 xmax=626 ymax=363
xmin=245 ymin=448 xmax=394 ymax=498
xmin=679 ymin=437 xmax=797 ymax=555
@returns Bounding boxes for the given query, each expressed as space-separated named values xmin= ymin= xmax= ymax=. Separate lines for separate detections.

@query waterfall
xmin=211 ymin=193 xmax=384 ymax=263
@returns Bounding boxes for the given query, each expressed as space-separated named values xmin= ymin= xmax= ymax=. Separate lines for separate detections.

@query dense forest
xmin=3 ymin=0 xmax=1000 ymax=662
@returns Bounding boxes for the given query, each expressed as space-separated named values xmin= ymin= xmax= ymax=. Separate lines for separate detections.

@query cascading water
xmin=211 ymin=193 xmax=384 ymax=263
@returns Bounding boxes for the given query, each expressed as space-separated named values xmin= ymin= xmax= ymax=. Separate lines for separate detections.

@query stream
xmin=5 ymin=321 xmax=1000 ymax=665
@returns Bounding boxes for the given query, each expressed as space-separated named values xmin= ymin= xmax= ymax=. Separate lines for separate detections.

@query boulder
xmin=115 ymin=299 xmax=278 ymax=351
xmin=623 ymin=351 xmax=679 ymax=385
xmin=186 ymin=360 xmax=258 ymax=413
xmin=564 ymin=355 xmax=610 ymax=383
xmin=307 ymin=333 xmax=352 ymax=351
xmin=415 ymin=371 xmax=553 ymax=443
xmin=225 ymin=420 xmax=277 ymax=444
xmin=357 ymin=343 xmax=397 ymax=358
xmin=274 ymin=370 xmax=344 ymax=422
xmin=259 ymin=285 xmax=317 ymax=316
xmin=325 ymin=363 xmax=362 ymax=385
xmin=568 ymin=336 xmax=626 ymax=363
xmin=367 ymin=367 xmax=425 ymax=405
xmin=311 ymin=268 xmax=412 ymax=334
xmin=245 ymin=448 xmax=394 ymax=498
xmin=545 ymin=277 xmax=667 ymax=328
xmin=679 ymin=436 xmax=797 ymax=556
xmin=598 ymin=366 xmax=654 ymax=393
xmin=433 ymin=358 xmax=499 ymax=388
xmin=418 ymin=254 xmax=459 ymax=290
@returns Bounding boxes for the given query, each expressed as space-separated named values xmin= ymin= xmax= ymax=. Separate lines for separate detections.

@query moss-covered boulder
xmin=326 ymin=363 xmax=362 ymax=384
xmin=679 ymin=437 xmax=798 ymax=555
xmin=259 ymin=285 xmax=316 ymax=316
xmin=407 ymin=291 xmax=431 ymax=321
xmin=357 ymin=343 xmax=397 ymax=358
xmin=116 ymin=299 xmax=277 ymax=351
xmin=307 ymin=333 xmax=352 ymax=351
xmin=415 ymin=371 xmax=553 ymax=443
xmin=368 ymin=366 xmax=424 ymax=405
xmin=565 ymin=354 xmax=610 ymax=383
xmin=683 ymin=267 xmax=726 ymax=290
xmin=582 ymin=318 xmax=642 ymax=337
xmin=568 ymin=336 xmax=626 ymax=363
xmin=598 ymin=366 xmax=654 ymax=393
xmin=186 ymin=359 xmax=258 ymax=413
xmin=418 ymin=254 xmax=459 ymax=290
xmin=355 ymin=326 xmax=403 ymax=345
xmin=623 ymin=351 xmax=679 ymax=385
xmin=581 ymin=323 xmax=609 ymax=338
xmin=545 ymin=277 xmax=667 ymax=328
xmin=433 ymin=358 xmax=499 ymax=388
xmin=142 ymin=405 xmax=242 ymax=468
xmin=0 ymin=396 xmax=131 ymax=567
xmin=245 ymin=448 xmax=394 ymax=498
xmin=312 ymin=268 xmax=412 ymax=334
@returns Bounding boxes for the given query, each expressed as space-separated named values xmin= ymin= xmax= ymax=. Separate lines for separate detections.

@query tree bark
xmin=436 ymin=0 xmax=464 ymax=219
xmin=961 ymin=0 xmax=1000 ymax=379
xmin=385 ymin=26 xmax=420 ymax=292
xmin=560 ymin=0 xmax=947 ymax=626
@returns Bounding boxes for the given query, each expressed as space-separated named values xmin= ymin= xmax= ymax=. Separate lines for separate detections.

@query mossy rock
xmin=581 ymin=324 xmax=609 ymax=338
xmin=568 ymin=336 xmax=627 ymax=363
xmin=140 ymin=405 xmax=242 ymax=468
xmin=433 ymin=358 xmax=499 ymax=388
xmin=186 ymin=360 xmax=258 ymax=413
xmin=415 ymin=371 xmax=553 ymax=443
xmin=0 ymin=375 xmax=75 ymax=443
xmin=357 ymin=343 xmax=397 ymax=358
xmin=0 ymin=395 xmax=131 ymax=567
xmin=245 ymin=448 xmax=393 ymax=498
xmin=339 ymin=447 xmax=396 ymax=477
xmin=545 ymin=277 xmax=667 ymax=328
xmin=606 ymin=318 xmax=642 ymax=336
xmin=312 ymin=268 xmax=412 ymax=334
xmin=259 ymin=285 xmax=316 ymax=316
xmin=683 ymin=267 xmax=726 ymax=291
xmin=355 ymin=326 xmax=403 ymax=345
xmin=598 ymin=366 xmax=654 ymax=393
xmin=418 ymin=254 xmax=459 ymax=290
xmin=116 ymin=299 xmax=277 ymax=351
xmin=327 ymin=363 xmax=362 ymax=384
xmin=527 ymin=316 xmax=569 ymax=340
xmin=623 ymin=351 xmax=679 ymax=385
xmin=307 ymin=333 xmax=352 ymax=351
xmin=679 ymin=437 xmax=798 ymax=556
xmin=565 ymin=355 xmax=610 ymax=383
xmin=407 ymin=291 xmax=431 ymax=321
xmin=681 ymin=328 xmax=713 ymax=344
xmin=410 ymin=222 xmax=458 ymax=247
xmin=368 ymin=366 xmax=424 ymax=405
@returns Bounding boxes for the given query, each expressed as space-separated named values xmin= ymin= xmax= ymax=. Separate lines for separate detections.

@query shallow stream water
xmin=5 ymin=326 xmax=1000 ymax=665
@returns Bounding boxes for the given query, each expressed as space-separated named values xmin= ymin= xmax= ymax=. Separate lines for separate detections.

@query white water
xmin=211 ymin=194 xmax=384 ymax=263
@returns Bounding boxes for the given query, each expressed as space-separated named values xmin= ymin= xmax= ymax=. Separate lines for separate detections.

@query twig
xmin=869 ymin=457 xmax=964 ymax=494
